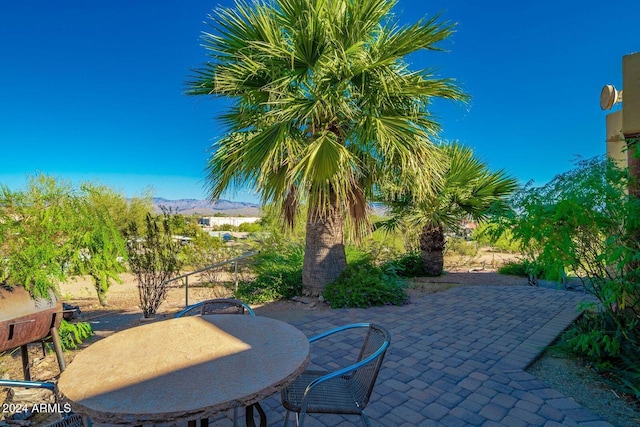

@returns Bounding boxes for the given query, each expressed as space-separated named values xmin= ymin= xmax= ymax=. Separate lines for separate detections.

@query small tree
xmin=0 ymin=175 xmax=76 ymax=297
xmin=125 ymin=210 xmax=183 ymax=318
xmin=74 ymin=184 xmax=129 ymax=306
xmin=0 ymin=176 xmax=136 ymax=305
xmin=0 ymin=175 xmax=129 ymax=348
xmin=83 ymin=186 xmax=153 ymax=235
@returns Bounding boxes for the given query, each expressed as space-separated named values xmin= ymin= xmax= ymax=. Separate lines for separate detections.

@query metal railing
xmin=163 ymin=251 xmax=259 ymax=308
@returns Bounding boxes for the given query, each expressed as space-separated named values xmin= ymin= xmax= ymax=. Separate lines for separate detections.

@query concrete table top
xmin=58 ymin=315 xmax=310 ymax=425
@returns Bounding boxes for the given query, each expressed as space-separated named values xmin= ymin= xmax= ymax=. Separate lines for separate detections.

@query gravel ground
xmin=528 ymin=349 xmax=640 ymax=427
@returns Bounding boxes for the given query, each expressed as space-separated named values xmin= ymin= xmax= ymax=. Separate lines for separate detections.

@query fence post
xmin=185 ymin=276 xmax=189 ymax=308
xmin=234 ymin=261 xmax=239 ymax=292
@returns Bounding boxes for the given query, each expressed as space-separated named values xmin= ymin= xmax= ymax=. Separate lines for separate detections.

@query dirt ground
xmin=45 ymin=249 xmax=529 ymax=332
xmin=46 ymin=247 xmax=527 ymax=323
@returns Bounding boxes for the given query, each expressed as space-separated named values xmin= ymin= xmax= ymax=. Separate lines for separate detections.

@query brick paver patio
xmin=81 ymin=284 xmax=609 ymax=426
xmin=225 ymin=285 xmax=611 ymax=426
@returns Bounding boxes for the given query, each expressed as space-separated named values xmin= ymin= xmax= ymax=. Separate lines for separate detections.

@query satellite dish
xmin=600 ymin=84 xmax=623 ymax=110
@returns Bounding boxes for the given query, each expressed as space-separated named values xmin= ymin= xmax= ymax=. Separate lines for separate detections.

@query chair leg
xmin=360 ymin=411 xmax=371 ymax=427
xmin=233 ymin=407 xmax=238 ymax=427
xmin=284 ymin=411 xmax=305 ymax=427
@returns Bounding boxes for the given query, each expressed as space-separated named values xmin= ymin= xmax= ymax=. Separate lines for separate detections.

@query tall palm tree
xmin=187 ymin=0 xmax=467 ymax=295
xmin=382 ymin=142 xmax=518 ymax=276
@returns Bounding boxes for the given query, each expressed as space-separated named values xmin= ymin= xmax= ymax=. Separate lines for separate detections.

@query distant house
xmin=198 ymin=216 xmax=261 ymax=228
xmin=460 ymin=220 xmax=478 ymax=240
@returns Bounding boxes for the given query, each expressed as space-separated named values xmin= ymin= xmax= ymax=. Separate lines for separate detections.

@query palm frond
xmin=346 ymin=182 xmax=370 ymax=240
xmin=189 ymin=0 xmax=468 ymax=230
xmin=380 ymin=141 xmax=518 ymax=231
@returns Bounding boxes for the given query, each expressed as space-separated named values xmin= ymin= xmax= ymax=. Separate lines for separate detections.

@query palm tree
xmin=382 ymin=142 xmax=518 ymax=276
xmin=187 ymin=0 xmax=467 ymax=295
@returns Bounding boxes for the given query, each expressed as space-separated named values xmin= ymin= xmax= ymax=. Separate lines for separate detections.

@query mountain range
xmin=152 ymin=197 xmax=262 ymax=216
xmin=151 ymin=198 xmax=388 ymax=217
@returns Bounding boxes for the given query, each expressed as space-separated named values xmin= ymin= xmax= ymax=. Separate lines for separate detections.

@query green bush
xmin=498 ymin=260 xmax=530 ymax=277
xmin=58 ymin=320 xmax=93 ymax=351
xmin=561 ymin=309 xmax=640 ymax=398
xmin=235 ymin=244 xmax=304 ymax=303
xmin=497 ymin=259 xmax=556 ymax=282
xmin=235 ymin=275 xmax=298 ymax=303
xmin=382 ymin=252 xmax=427 ymax=277
xmin=345 ymin=246 xmax=373 ymax=266
xmin=323 ymin=263 xmax=408 ymax=308
xmin=473 ymin=222 xmax=521 ymax=253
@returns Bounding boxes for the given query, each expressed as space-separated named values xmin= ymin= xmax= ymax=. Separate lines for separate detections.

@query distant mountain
xmin=151 ymin=198 xmax=387 ymax=217
xmin=152 ymin=198 xmax=262 ymax=216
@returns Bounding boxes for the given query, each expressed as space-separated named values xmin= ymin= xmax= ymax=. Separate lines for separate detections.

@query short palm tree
xmin=382 ymin=142 xmax=518 ymax=276
xmin=187 ymin=0 xmax=467 ymax=294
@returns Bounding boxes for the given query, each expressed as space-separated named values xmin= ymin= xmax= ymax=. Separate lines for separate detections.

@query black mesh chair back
xmin=175 ymin=298 xmax=255 ymax=317
xmin=281 ymin=323 xmax=391 ymax=427
xmin=348 ymin=324 xmax=389 ymax=409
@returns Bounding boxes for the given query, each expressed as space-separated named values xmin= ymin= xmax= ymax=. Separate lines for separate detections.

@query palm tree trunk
xmin=420 ymin=222 xmax=445 ymax=276
xmin=302 ymin=194 xmax=347 ymax=296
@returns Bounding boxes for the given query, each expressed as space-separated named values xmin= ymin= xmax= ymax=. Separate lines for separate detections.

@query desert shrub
xmin=235 ymin=244 xmax=304 ymax=303
xmin=235 ymin=274 xmax=300 ymax=304
xmin=0 ymin=176 xmax=131 ymax=304
xmin=125 ymin=210 xmax=184 ymax=318
xmin=499 ymin=156 xmax=640 ymax=393
xmin=445 ymin=237 xmax=478 ymax=257
xmin=350 ymin=224 xmax=407 ymax=263
xmin=473 ymin=222 xmax=521 ymax=253
xmin=497 ymin=261 xmax=528 ymax=277
xmin=58 ymin=320 xmax=93 ymax=351
xmin=561 ymin=309 xmax=640 ymax=398
xmin=383 ymin=252 xmax=427 ymax=277
xmin=236 ymin=242 xmax=406 ymax=304
xmin=496 ymin=259 xmax=548 ymax=278
xmin=345 ymin=246 xmax=373 ymax=266
xmin=323 ymin=263 xmax=408 ymax=308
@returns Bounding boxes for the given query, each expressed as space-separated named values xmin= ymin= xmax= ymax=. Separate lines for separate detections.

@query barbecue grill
xmin=0 ymin=286 xmax=65 ymax=379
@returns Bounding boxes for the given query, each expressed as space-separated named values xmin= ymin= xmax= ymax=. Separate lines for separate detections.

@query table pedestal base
xmin=186 ymin=403 xmax=266 ymax=427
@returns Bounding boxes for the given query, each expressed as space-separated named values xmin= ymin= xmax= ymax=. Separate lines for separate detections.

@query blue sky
xmin=1 ymin=1 xmax=638 ymax=203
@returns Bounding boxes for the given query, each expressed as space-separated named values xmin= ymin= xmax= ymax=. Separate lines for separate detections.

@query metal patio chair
xmin=0 ymin=379 xmax=88 ymax=427
xmin=281 ymin=323 xmax=391 ymax=427
xmin=175 ymin=298 xmax=255 ymax=317
xmin=175 ymin=298 xmax=262 ymax=427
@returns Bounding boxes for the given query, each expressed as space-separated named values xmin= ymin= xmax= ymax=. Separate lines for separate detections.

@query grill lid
xmin=0 ymin=286 xmax=62 ymax=352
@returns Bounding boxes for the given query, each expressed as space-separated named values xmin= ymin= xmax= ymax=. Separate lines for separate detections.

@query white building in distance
xmin=198 ymin=216 xmax=261 ymax=228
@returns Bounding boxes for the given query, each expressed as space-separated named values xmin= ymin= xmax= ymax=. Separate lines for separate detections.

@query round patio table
xmin=57 ymin=315 xmax=310 ymax=426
